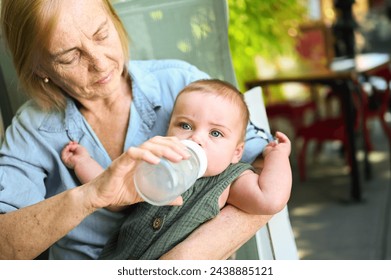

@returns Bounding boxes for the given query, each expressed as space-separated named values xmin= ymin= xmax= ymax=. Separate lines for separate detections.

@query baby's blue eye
xmin=210 ymin=130 xmax=222 ymax=137
xmin=180 ymin=123 xmax=192 ymax=130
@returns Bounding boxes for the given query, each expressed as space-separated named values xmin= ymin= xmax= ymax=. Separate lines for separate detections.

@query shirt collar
xmin=64 ymin=97 xmax=85 ymax=141
xmin=128 ymin=61 xmax=162 ymax=129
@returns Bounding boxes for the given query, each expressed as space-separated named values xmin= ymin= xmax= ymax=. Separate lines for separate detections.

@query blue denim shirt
xmin=0 ymin=59 xmax=268 ymax=259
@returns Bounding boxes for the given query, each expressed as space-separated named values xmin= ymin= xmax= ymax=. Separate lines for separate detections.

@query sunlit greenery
xmin=228 ymin=0 xmax=308 ymax=90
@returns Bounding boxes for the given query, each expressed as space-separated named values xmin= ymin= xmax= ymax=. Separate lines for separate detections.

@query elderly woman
xmin=0 ymin=0 xmax=271 ymax=259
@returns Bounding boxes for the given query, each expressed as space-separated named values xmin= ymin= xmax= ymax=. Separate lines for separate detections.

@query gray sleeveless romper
xmin=99 ymin=162 xmax=254 ymax=260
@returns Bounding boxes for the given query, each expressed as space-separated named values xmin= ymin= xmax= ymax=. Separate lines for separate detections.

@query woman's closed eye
xmin=95 ymin=30 xmax=109 ymax=42
xmin=94 ymin=21 xmax=110 ymax=42
xmin=57 ymin=51 xmax=81 ymax=65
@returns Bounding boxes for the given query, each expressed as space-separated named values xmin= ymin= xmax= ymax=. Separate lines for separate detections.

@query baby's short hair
xmin=175 ymin=79 xmax=249 ymax=140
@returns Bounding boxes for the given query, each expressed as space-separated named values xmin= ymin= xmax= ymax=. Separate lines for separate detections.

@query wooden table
xmin=246 ymin=53 xmax=390 ymax=201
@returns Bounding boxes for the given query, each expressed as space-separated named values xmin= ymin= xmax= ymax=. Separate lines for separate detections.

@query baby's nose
xmin=190 ymin=134 xmax=204 ymax=147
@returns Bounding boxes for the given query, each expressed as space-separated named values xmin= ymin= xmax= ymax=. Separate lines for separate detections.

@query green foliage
xmin=228 ymin=0 xmax=307 ymax=90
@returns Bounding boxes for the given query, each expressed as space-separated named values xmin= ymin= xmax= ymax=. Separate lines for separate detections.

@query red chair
xmin=296 ymin=86 xmax=363 ymax=181
xmin=264 ymin=97 xmax=317 ymax=137
xmin=361 ymin=65 xmax=391 ymax=151
xmin=296 ymin=62 xmax=391 ymax=181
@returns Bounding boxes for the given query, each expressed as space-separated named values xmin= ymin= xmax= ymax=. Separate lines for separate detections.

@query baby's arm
xmin=61 ymin=141 xmax=104 ymax=184
xmin=226 ymin=131 xmax=292 ymax=215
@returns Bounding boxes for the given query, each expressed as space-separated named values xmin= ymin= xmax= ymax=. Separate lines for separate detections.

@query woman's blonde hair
xmin=1 ymin=0 xmax=129 ymax=111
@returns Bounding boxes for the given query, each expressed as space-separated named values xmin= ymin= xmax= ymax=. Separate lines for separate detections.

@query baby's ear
xmin=231 ymin=142 xmax=245 ymax=164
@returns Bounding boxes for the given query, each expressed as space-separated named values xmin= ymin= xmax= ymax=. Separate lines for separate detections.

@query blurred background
xmin=226 ymin=0 xmax=391 ymax=260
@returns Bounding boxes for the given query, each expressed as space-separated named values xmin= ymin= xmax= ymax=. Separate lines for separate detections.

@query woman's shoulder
xmin=129 ymin=59 xmax=210 ymax=81
xmin=130 ymin=59 xmax=199 ymax=72
xmin=12 ymin=100 xmax=64 ymax=131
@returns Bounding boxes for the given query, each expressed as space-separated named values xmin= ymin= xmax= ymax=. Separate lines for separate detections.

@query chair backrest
xmin=0 ymin=65 xmax=11 ymax=136
xmin=242 ymin=86 xmax=298 ymax=260
xmin=114 ymin=0 xmax=237 ymax=86
xmin=0 ymin=35 xmax=30 ymax=129
xmin=364 ymin=64 xmax=391 ymax=115
xmin=244 ymin=87 xmax=271 ymax=132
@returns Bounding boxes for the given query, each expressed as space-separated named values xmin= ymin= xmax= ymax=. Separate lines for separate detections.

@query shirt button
xmin=152 ymin=217 xmax=163 ymax=230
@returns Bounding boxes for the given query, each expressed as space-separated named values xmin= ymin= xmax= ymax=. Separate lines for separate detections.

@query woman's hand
xmin=83 ymin=136 xmax=189 ymax=210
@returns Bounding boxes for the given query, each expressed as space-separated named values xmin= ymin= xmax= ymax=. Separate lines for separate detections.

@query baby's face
xmin=167 ymin=91 xmax=245 ymax=177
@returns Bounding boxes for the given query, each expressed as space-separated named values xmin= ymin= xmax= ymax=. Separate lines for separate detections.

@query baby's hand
xmin=262 ymin=131 xmax=291 ymax=158
xmin=61 ymin=141 xmax=90 ymax=169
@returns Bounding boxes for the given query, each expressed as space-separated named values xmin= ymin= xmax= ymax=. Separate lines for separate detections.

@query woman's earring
xmin=43 ymin=77 xmax=49 ymax=83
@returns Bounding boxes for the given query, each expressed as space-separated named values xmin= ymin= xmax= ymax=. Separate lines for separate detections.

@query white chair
xmin=238 ymin=86 xmax=299 ymax=260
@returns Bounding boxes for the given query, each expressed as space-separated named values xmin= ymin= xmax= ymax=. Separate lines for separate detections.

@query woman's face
xmin=39 ymin=0 xmax=125 ymax=102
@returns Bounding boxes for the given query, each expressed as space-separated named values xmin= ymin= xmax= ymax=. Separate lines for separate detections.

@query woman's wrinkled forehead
xmin=38 ymin=0 xmax=114 ymax=58
xmin=38 ymin=0 xmax=110 ymax=41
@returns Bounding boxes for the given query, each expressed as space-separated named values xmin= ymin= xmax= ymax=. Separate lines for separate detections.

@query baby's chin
xmin=203 ymin=165 xmax=230 ymax=177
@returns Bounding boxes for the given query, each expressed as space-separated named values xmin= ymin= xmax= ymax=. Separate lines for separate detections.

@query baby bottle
xmin=134 ymin=139 xmax=207 ymax=206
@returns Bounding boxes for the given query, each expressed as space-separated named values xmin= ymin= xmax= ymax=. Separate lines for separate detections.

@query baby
xmin=62 ymin=79 xmax=292 ymax=259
